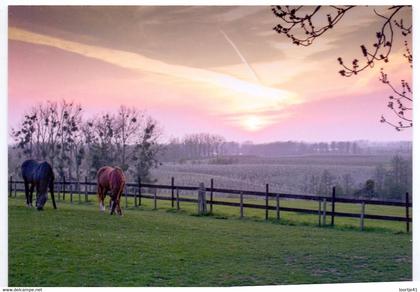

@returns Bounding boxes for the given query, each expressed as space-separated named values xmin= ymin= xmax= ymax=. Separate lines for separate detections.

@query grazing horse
xmin=21 ymin=159 xmax=57 ymax=210
xmin=96 ymin=166 xmax=126 ymax=216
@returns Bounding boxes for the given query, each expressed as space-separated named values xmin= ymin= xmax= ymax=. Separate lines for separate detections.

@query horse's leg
xmin=116 ymin=196 xmax=122 ymax=216
xmin=29 ymin=183 xmax=35 ymax=207
xmin=116 ymin=185 xmax=124 ymax=216
xmin=109 ymin=196 xmax=114 ymax=214
xmin=35 ymin=184 xmax=41 ymax=210
xmin=110 ymin=190 xmax=119 ymax=216
xmin=110 ymin=194 xmax=116 ymax=215
xmin=103 ymin=188 xmax=109 ymax=211
xmin=111 ymin=187 xmax=123 ymax=216
xmin=24 ymin=180 xmax=30 ymax=207
xmin=108 ymin=189 xmax=113 ymax=209
xmin=98 ymin=185 xmax=105 ymax=212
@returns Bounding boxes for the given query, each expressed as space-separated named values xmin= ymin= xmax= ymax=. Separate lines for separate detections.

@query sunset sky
xmin=8 ymin=5 xmax=412 ymax=143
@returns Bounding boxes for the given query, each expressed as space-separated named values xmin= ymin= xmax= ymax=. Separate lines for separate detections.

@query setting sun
xmin=242 ymin=115 xmax=266 ymax=131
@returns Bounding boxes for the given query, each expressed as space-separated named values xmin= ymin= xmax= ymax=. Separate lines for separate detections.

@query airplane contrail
xmin=219 ymin=29 xmax=262 ymax=84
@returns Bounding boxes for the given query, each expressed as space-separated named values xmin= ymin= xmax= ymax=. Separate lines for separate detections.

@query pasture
xmin=9 ymin=193 xmax=412 ymax=287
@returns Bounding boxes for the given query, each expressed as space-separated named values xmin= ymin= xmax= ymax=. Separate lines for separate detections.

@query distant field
xmin=151 ymin=154 xmax=399 ymax=194
xmin=9 ymin=194 xmax=411 ymax=286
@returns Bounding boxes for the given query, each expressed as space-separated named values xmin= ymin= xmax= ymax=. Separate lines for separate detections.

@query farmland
xmin=151 ymin=154 xmax=409 ymax=195
xmin=8 ymin=195 xmax=412 ymax=286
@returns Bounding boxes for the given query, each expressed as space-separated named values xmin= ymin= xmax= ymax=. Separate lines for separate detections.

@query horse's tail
xmin=111 ymin=168 xmax=125 ymax=195
xmin=117 ymin=168 xmax=126 ymax=199
xmin=110 ymin=168 xmax=125 ymax=215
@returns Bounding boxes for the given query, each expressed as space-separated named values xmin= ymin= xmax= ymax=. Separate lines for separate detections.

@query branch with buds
xmin=272 ymin=5 xmax=412 ymax=131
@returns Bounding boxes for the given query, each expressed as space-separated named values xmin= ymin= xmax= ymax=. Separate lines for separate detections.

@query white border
xmin=0 ymin=0 xmax=8 ymax=288
xmin=411 ymin=1 xmax=419 ymax=285
xmin=1 ymin=0 xmax=418 ymax=291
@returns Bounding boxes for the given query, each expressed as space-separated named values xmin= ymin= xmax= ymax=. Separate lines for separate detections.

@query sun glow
xmin=242 ymin=115 xmax=266 ymax=131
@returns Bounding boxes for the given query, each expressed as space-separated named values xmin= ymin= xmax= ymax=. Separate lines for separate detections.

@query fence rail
xmin=8 ymin=176 xmax=412 ymax=232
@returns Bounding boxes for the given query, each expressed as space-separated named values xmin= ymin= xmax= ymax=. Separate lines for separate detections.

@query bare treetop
xmin=272 ymin=5 xmax=412 ymax=131
xmin=272 ymin=6 xmax=355 ymax=47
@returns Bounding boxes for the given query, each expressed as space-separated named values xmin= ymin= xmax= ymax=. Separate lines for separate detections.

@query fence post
xmin=318 ymin=197 xmax=321 ymax=227
xmin=78 ymin=180 xmax=81 ymax=203
xmin=70 ymin=183 xmax=73 ymax=204
xmin=331 ymin=187 xmax=336 ymax=226
xmin=265 ymin=184 xmax=269 ymax=221
xmin=322 ymin=198 xmax=327 ymax=226
xmin=153 ymin=188 xmax=157 ymax=210
xmin=176 ymin=188 xmax=180 ymax=210
xmin=171 ymin=177 xmax=175 ymax=208
xmin=62 ymin=176 xmax=66 ymax=201
xmin=276 ymin=194 xmax=280 ymax=221
xmin=406 ymin=192 xmax=410 ymax=233
xmin=138 ymin=178 xmax=142 ymax=206
xmin=360 ymin=202 xmax=366 ymax=231
xmin=9 ymin=176 xmax=12 ymax=197
xmin=240 ymin=192 xmax=244 ymax=219
xmin=14 ymin=180 xmax=17 ymax=197
xmin=57 ymin=181 xmax=60 ymax=201
xmin=210 ymin=178 xmax=214 ymax=214
xmin=84 ymin=176 xmax=88 ymax=202
xmin=56 ymin=181 xmax=60 ymax=201
xmin=197 ymin=182 xmax=207 ymax=215
xmin=124 ymin=185 xmax=127 ymax=209
xmin=134 ymin=184 xmax=138 ymax=207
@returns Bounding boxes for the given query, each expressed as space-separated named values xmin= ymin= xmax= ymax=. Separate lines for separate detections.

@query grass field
xmin=9 ymin=194 xmax=412 ymax=287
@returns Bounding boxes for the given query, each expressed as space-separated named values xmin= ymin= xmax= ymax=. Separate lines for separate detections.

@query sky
xmin=8 ymin=5 xmax=413 ymax=143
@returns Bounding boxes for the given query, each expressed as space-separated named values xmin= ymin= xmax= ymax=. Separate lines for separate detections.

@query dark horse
xmin=21 ymin=159 xmax=57 ymax=210
xmin=97 ymin=166 xmax=126 ymax=216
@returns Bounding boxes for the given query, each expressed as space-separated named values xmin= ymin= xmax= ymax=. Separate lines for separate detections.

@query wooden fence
xmin=8 ymin=176 xmax=412 ymax=232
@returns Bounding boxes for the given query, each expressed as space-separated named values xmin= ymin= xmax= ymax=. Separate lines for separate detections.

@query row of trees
xmin=373 ymin=155 xmax=412 ymax=200
xmin=301 ymin=155 xmax=411 ymax=200
xmin=11 ymin=100 xmax=161 ymax=182
xmin=163 ymin=133 xmax=227 ymax=161
xmin=161 ymin=139 xmax=412 ymax=161
xmin=241 ymin=141 xmax=362 ymax=157
xmin=162 ymin=140 xmax=363 ymax=161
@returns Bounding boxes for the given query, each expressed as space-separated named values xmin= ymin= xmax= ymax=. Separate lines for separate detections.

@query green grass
xmin=109 ymin=189 xmax=409 ymax=233
xmin=9 ymin=194 xmax=412 ymax=287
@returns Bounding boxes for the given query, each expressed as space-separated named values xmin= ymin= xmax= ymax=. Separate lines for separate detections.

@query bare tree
xmin=12 ymin=112 xmax=37 ymax=159
xmin=83 ymin=113 xmax=116 ymax=178
xmin=11 ymin=100 xmax=164 ymax=182
xmin=131 ymin=117 xmax=162 ymax=182
xmin=56 ymin=100 xmax=83 ymax=179
xmin=272 ymin=5 xmax=412 ymax=131
xmin=11 ymin=100 xmax=83 ymax=177
xmin=70 ymin=113 xmax=85 ymax=183
xmin=114 ymin=106 xmax=143 ymax=171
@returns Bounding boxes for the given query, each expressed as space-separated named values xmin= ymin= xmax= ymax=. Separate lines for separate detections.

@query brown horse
xmin=96 ymin=166 xmax=126 ymax=216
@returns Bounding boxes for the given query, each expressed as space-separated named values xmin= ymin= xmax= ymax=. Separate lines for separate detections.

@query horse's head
xmin=35 ymin=180 xmax=49 ymax=210
xmin=36 ymin=190 xmax=48 ymax=210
